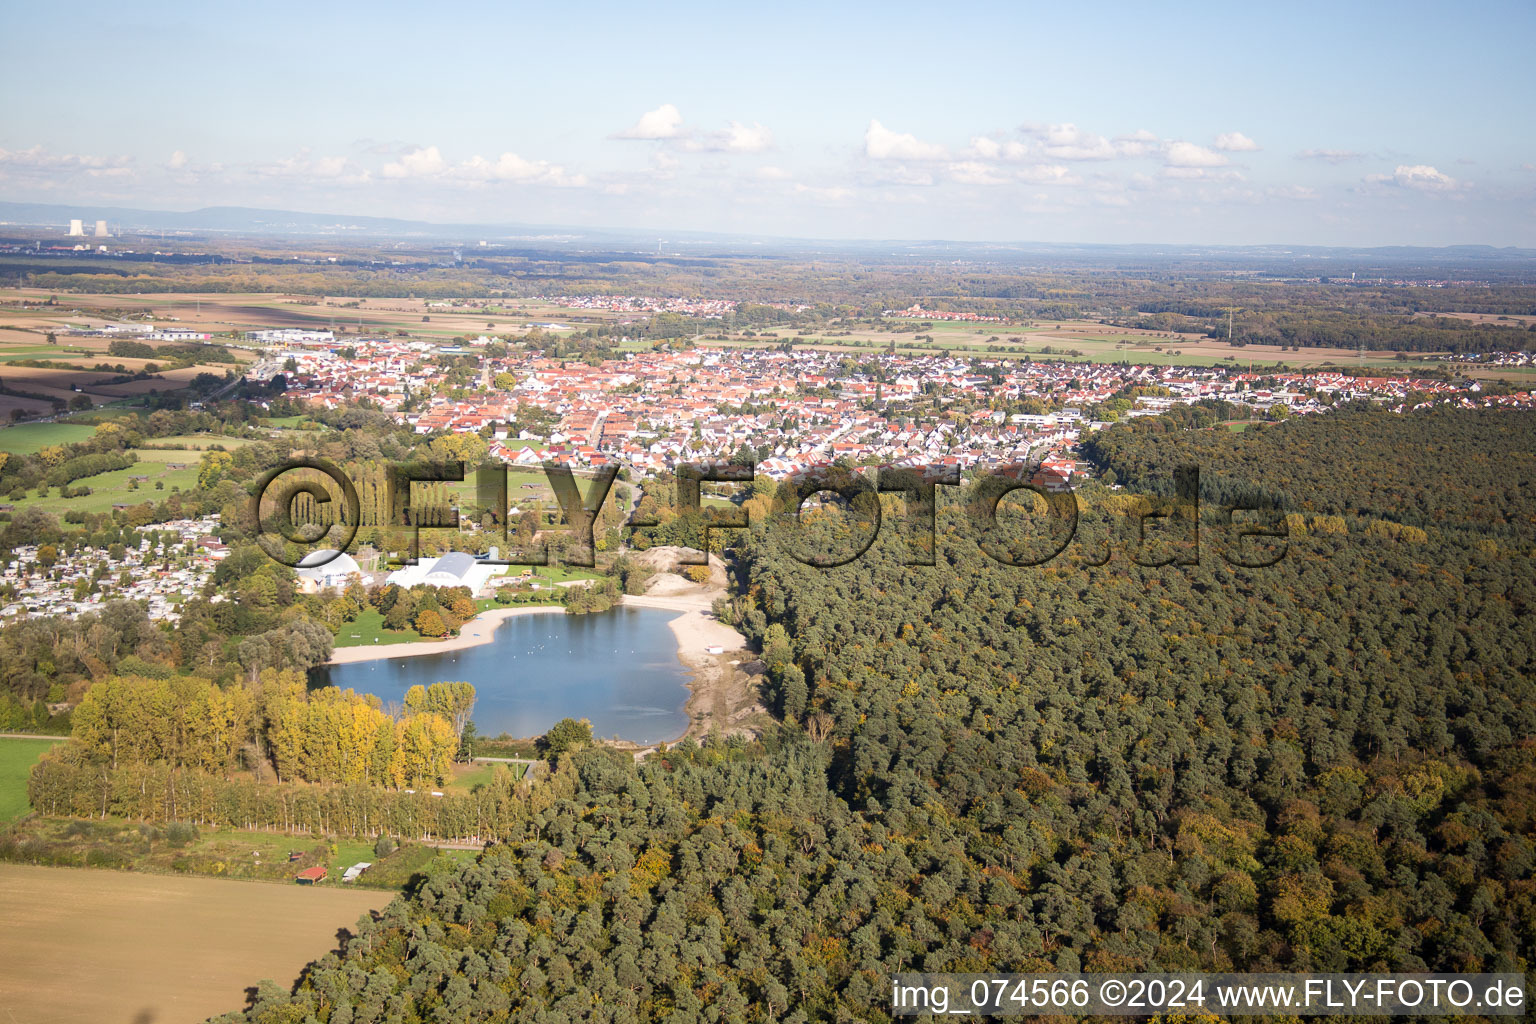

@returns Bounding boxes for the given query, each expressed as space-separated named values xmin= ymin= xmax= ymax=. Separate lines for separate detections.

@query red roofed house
xmin=295 ymin=866 xmax=328 ymax=885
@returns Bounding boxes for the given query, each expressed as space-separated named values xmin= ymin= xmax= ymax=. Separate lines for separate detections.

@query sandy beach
xmin=619 ymin=572 xmax=762 ymax=744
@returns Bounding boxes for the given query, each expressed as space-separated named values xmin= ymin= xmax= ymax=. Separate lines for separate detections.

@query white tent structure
xmin=386 ymin=551 xmax=502 ymax=593
xmin=295 ymin=549 xmax=363 ymax=593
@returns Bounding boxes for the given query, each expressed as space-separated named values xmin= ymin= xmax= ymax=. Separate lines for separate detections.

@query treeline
xmin=1220 ymin=310 xmax=1532 ymax=353
xmin=53 ymin=671 xmax=472 ymax=787
xmin=106 ymin=338 xmax=237 ymax=364
xmin=43 ymin=449 xmax=137 ymax=488
xmin=25 ymin=758 xmax=514 ymax=839
xmin=1083 ymin=405 xmax=1536 ymax=535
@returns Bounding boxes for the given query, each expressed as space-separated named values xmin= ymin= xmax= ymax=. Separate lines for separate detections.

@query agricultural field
xmin=0 ymin=736 xmax=64 ymax=822
xmin=0 ymin=862 xmax=386 ymax=1024
xmin=0 ymin=293 xmax=254 ymax=416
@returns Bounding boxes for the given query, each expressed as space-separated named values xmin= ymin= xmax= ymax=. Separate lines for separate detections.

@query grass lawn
xmin=3 ymin=459 xmax=200 ymax=515
xmin=143 ymin=433 xmax=253 ymax=450
xmin=334 ymin=607 xmax=428 ymax=648
xmin=526 ymin=563 xmax=603 ymax=584
xmin=440 ymin=760 xmax=524 ymax=797
xmin=8 ymin=815 xmax=482 ymax=891
xmin=0 ymin=422 xmax=96 ymax=454
xmin=188 ymin=830 xmax=387 ymax=885
xmin=0 ymin=736 xmax=64 ymax=821
xmin=264 ymin=414 xmax=326 ymax=429
xmin=473 ymin=595 xmax=564 ymax=613
xmin=449 ymin=468 xmax=555 ymax=510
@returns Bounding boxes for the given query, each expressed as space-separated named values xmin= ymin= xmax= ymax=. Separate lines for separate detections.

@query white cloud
xmin=1266 ymin=185 xmax=1318 ymax=200
xmin=947 ymin=161 xmax=1010 ymax=186
xmin=1017 ymin=164 xmax=1073 ymax=183
xmin=254 ymin=151 xmax=371 ymax=184
xmin=1368 ymin=164 xmax=1459 ymax=192
xmin=969 ymin=136 xmax=1001 ymax=159
xmin=684 ymin=120 xmax=776 ymax=153
xmin=865 ymin=163 xmax=935 ymax=186
xmin=1114 ymin=130 xmax=1160 ymax=157
xmin=0 ymin=145 xmax=134 ymax=176
xmin=967 ymin=136 xmax=1031 ymax=161
xmin=1164 ymin=141 xmax=1229 ymax=168
xmin=1298 ymin=148 xmax=1364 ymax=163
xmin=1022 ymin=123 xmax=1117 ymax=161
xmin=618 ymin=108 xmax=772 ymax=154
xmin=313 ymin=155 xmax=351 ymax=178
xmin=380 ymin=145 xmax=582 ymax=187
xmin=1162 ymin=166 xmax=1246 ymax=182
xmin=1214 ymin=131 xmax=1260 ymax=152
xmin=721 ymin=121 xmax=773 ymax=153
xmin=167 ymin=150 xmax=188 ymax=170
xmin=756 ymin=165 xmax=791 ymax=180
xmin=864 ymin=119 xmax=946 ymax=161
xmin=457 ymin=152 xmax=585 ymax=187
xmin=649 ymin=151 xmax=679 ymax=179
xmin=382 ymin=145 xmax=448 ymax=178
xmin=793 ymin=183 xmax=853 ymax=201
xmin=615 ymin=104 xmax=685 ymax=140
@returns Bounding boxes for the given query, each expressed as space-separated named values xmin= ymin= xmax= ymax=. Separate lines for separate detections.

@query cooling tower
xmin=94 ymin=220 xmax=110 ymax=238
xmin=67 ymin=219 xmax=84 ymax=236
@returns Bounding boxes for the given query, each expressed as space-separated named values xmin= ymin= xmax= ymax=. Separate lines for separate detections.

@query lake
xmin=313 ymin=606 xmax=692 ymax=743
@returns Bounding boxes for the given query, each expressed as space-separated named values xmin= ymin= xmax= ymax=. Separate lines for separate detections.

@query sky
xmin=2 ymin=0 xmax=1533 ymax=246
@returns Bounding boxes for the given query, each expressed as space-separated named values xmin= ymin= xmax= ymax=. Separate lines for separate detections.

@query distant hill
xmin=1 ymin=200 xmax=1533 ymax=267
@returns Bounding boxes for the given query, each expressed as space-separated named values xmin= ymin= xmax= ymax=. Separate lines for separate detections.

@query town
xmin=242 ymin=315 xmax=1533 ymax=485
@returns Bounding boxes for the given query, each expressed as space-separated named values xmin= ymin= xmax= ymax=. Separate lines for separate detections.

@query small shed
xmin=341 ymin=862 xmax=372 ymax=884
xmin=294 ymin=866 xmax=328 ymax=885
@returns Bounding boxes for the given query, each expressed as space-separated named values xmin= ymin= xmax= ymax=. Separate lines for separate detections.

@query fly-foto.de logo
xmin=252 ymin=459 xmax=1291 ymax=572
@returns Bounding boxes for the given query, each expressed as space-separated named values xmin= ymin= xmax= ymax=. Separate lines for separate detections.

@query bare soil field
xmin=0 ymin=862 xmax=386 ymax=1024
xmin=0 ymin=361 xmax=235 ymax=408
xmin=0 ymin=393 xmax=58 ymax=417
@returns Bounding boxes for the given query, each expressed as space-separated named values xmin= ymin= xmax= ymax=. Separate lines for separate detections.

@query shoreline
xmin=323 ymin=587 xmax=758 ymax=746
xmin=325 ymin=604 xmax=566 ymax=665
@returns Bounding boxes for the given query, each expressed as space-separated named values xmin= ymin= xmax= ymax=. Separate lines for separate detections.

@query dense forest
xmin=199 ymin=408 xmax=1534 ymax=1022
